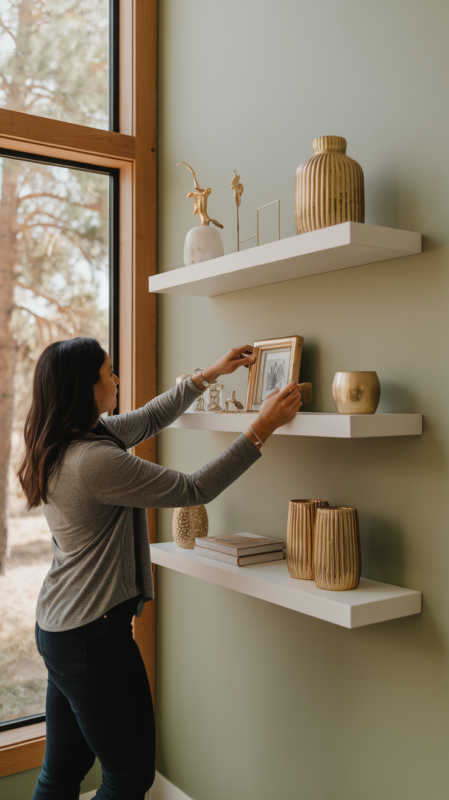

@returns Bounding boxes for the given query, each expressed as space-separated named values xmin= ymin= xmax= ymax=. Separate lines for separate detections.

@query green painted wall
xmin=156 ymin=1 xmax=449 ymax=799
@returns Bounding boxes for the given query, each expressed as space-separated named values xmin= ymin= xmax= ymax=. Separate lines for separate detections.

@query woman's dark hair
xmin=17 ymin=337 xmax=125 ymax=509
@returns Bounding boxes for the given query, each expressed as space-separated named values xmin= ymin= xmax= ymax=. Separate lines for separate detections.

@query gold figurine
xmin=225 ymin=390 xmax=244 ymax=412
xmin=177 ymin=162 xmax=223 ymax=229
xmin=231 ymin=170 xmax=244 ymax=207
xmin=231 ymin=169 xmax=244 ymax=252
xmin=231 ymin=169 xmax=280 ymax=252
xmin=207 ymin=381 xmax=224 ymax=412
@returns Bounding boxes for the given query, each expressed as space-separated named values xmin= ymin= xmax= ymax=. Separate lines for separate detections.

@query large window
xmin=0 ymin=0 xmax=156 ymax=777
xmin=0 ymin=0 xmax=116 ymax=733
xmin=0 ymin=151 xmax=115 ymax=728
xmin=0 ymin=0 xmax=110 ymax=129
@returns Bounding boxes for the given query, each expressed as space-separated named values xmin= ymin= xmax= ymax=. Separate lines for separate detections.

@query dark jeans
xmin=33 ymin=596 xmax=155 ymax=800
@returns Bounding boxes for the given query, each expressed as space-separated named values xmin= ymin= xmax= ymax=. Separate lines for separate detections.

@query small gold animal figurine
xmin=177 ymin=162 xmax=223 ymax=229
xmin=225 ymin=390 xmax=244 ymax=412
xmin=230 ymin=170 xmax=244 ymax=207
xmin=207 ymin=381 xmax=224 ymax=412
xmin=193 ymin=394 xmax=205 ymax=412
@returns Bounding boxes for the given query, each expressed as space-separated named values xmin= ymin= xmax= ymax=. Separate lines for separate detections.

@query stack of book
xmin=194 ymin=533 xmax=284 ymax=566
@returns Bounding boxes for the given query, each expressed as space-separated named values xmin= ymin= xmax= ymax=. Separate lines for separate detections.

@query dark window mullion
xmin=109 ymin=170 xmax=120 ymax=398
xmin=109 ymin=0 xmax=120 ymax=133
xmin=0 ymin=713 xmax=45 ymax=733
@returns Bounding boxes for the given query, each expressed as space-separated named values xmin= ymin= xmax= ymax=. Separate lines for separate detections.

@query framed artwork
xmin=245 ymin=336 xmax=304 ymax=411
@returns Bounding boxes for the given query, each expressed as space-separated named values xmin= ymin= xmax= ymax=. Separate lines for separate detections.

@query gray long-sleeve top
xmin=36 ymin=378 xmax=262 ymax=631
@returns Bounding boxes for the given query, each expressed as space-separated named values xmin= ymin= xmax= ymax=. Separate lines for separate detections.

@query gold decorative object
xmin=207 ymin=381 xmax=224 ymax=412
xmin=313 ymin=507 xmax=361 ymax=591
xmin=189 ymin=368 xmax=206 ymax=411
xmin=298 ymin=382 xmax=313 ymax=405
xmin=332 ymin=371 xmax=380 ymax=414
xmin=295 ymin=136 xmax=364 ymax=235
xmin=230 ymin=169 xmax=244 ymax=207
xmin=177 ymin=162 xmax=223 ymax=228
xmin=287 ymin=499 xmax=329 ymax=580
xmin=225 ymin=390 xmax=244 ymax=412
xmin=172 ymin=505 xmax=209 ymax=549
xmin=193 ymin=395 xmax=205 ymax=412
xmin=177 ymin=162 xmax=224 ymax=265
xmin=230 ymin=169 xmax=280 ymax=252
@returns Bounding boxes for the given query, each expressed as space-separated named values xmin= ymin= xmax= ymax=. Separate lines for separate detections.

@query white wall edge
xmin=80 ymin=771 xmax=194 ymax=800
xmin=80 ymin=772 xmax=192 ymax=800
xmin=149 ymin=771 xmax=194 ymax=800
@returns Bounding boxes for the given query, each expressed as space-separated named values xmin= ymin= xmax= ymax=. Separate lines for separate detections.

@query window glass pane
xmin=0 ymin=153 xmax=110 ymax=724
xmin=0 ymin=0 xmax=109 ymax=129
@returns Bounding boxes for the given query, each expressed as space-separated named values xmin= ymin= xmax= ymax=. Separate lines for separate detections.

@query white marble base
xmin=183 ymin=225 xmax=224 ymax=266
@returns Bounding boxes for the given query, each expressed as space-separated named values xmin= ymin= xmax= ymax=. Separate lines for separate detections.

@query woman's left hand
xmin=201 ymin=345 xmax=256 ymax=382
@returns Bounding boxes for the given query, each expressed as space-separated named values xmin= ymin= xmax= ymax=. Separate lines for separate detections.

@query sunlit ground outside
xmin=0 ymin=506 xmax=53 ymax=721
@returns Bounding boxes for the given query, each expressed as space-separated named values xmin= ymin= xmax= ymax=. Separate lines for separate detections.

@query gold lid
xmin=313 ymin=136 xmax=347 ymax=154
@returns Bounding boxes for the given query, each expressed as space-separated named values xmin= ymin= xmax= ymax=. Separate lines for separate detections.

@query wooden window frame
xmin=0 ymin=0 xmax=157 ymax=778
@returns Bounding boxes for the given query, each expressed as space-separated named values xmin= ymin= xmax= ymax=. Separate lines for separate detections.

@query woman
xmin=18 ymin=337 xmax=302 ymax=800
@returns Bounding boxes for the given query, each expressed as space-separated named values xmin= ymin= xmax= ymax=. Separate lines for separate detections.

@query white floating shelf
xmin=168 ymin=412 xmax=422 ymax=438
xmin=150 ymin=541 xmax=422 ymax=628
xmin=149 ymin=222 xmax=422 ymax=297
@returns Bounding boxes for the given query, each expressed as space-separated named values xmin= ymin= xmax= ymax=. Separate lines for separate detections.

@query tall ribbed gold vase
xmin=313 ymin=507 xmax=361 ymax=591
xmin=287 ymin=499 xmax=329 ymax=580
xmin=295 ymin=136 xmax=364 ymax=235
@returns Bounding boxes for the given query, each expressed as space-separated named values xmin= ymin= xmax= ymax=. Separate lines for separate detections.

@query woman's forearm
xmin=78 ymin=433 xmax=262 ymax=509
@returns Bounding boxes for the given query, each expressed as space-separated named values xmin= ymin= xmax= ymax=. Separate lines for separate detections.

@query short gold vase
xmin=287 ymin=499 xmax=329 ymax=580
xmin=295 ymin=136 xmax=364 ymax=235
xmin=313 ymin=507 xmax=361 ymax=591
xmin=332 ymin=371 xmax=380 ymax=414
xmin=172 ymin=505 xmax=208 ymax=549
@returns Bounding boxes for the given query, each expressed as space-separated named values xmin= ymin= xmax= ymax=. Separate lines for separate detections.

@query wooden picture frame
xmin=245 ymin=336 xmax=304 ymax=412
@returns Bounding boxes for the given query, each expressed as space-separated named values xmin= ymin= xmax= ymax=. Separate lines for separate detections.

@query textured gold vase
xmin=332 ymin=371 xmax=380 ymax=414
xmin=287 ymin=499 xmax=329 ymax=580
xmin=295 ymin=136 xmax=364 ymax=235
xmin=313 ymin=507 xmax=361 ymax=591
xmin=172 ymin=505 xmax=208 ymax=549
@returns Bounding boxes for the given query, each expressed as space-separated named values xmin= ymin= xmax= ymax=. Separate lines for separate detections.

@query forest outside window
xmin=0 ymin=0 xmax=111 ymax=130
xmin=0 ymin=0 xmax=156 ymax=776
xmin=0 ymin=151 xmax=115 ymax=730
xmin=0 ymin=1 xmax=119 ymax=737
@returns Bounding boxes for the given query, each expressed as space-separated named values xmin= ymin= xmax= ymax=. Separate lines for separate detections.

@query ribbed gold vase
xmin=313 ymin=507 xmax=361 ymax=591
xmin=287 ymin=499 xmax=329 ymax=580
xmin=295 ymin=136 xmax=364 ymax=235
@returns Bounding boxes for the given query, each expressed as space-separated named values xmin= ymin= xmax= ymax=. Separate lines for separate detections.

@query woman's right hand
xmin=246 ymin=382 xmax=303 ymax=446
